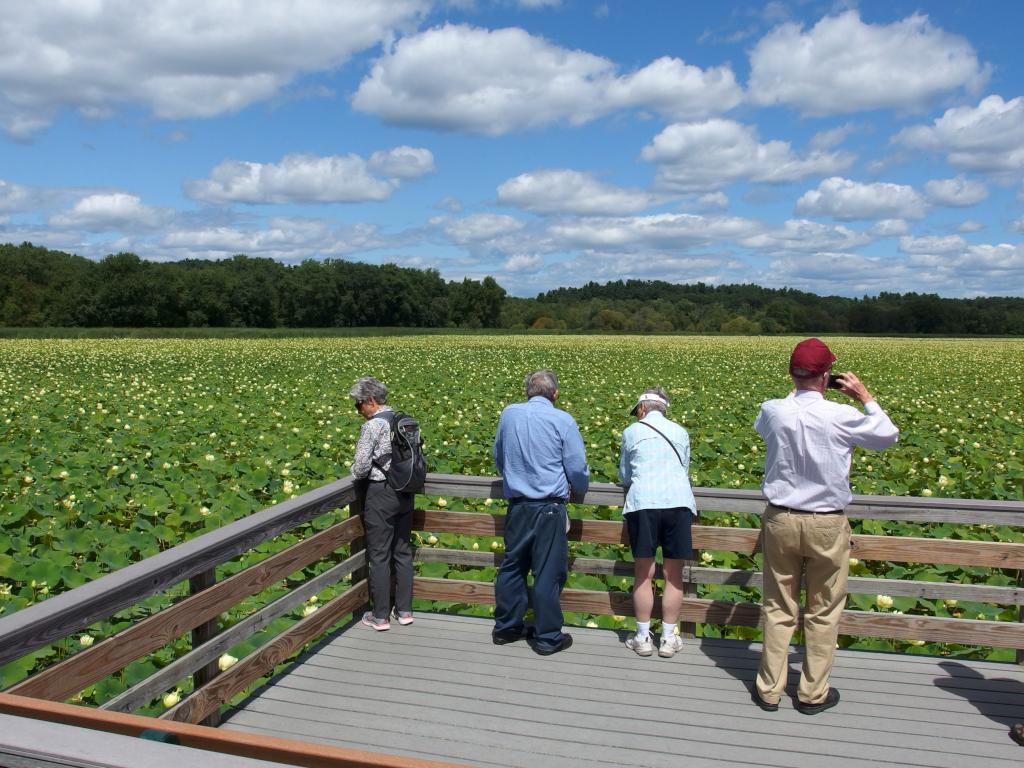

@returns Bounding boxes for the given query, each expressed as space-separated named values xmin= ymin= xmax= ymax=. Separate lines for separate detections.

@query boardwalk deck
xmin=222 ymin=613 xmax=1024 ymax=767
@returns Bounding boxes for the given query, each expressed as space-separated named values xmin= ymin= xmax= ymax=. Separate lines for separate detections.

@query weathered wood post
xmin=680 ymin=559 xmax=697 ymax=638
xmin=188 ymin=567 xmax=220 ymax=727
xmin=349 ymin=483 xmax=369 ymax=616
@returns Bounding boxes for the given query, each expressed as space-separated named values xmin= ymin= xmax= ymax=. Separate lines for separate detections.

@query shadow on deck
xmin=222 ymin=612 xmax=1024 ymax=768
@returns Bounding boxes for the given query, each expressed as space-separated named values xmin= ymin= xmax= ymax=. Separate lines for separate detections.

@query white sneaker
xmin=625 ymin=632 xmax=654 ymax=657
xmin=659 ymin=635 xmax=684 ymax=658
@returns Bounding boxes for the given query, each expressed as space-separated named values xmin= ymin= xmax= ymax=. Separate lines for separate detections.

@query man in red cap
xmin=752 ymin=338 xmax=898 ymax=715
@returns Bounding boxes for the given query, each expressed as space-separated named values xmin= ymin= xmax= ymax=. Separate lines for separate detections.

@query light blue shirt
xmin=493 ymin=396 xmax=589 ymax=500
xmin=619 ymin=410 xmax=697 ymax=516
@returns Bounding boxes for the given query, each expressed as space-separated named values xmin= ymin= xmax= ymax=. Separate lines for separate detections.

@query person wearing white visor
xmin=619 ymin=386 xmax=698 ymax=658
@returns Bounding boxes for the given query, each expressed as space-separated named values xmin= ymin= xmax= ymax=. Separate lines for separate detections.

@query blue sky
xmin=1 ymin=1 xmax=1022 ymax=298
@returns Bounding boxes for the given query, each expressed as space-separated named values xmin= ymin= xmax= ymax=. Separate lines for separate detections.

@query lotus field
xmin=1 ymin=335 xmax=1023 ymax=702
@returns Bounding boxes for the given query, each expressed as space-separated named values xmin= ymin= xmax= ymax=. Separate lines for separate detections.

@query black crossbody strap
xmin=638 ymin=421 xmax=684 ymax=467
xmin=370 ymin=411 xmax=395 ymax=473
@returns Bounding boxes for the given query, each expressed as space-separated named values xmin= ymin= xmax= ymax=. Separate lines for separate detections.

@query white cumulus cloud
xmin=955 ymin=243 xmax=1024 ymax=278
xmin=696 ymin=192 xmax=730 ymax=211
xmin=795 ymin=177 xmax=926 ymax=221
xmin=158 ymin=218 xmax=395 ymax=261
xmin=738 ymin=218 xmax=872 ymax=253
xmin=896 ymin=96 xmax=1024 ymax=174
xmin=871 ymin=219 xmax=910 ymax=237
xmin=352 ymin=24 xmax=741 ymax=135
xmin=923 ymin=177 xmax=989 ymax=207
xmin=497 ymin=170 xmax=656 ymax=215
xmin=899 ymin=235 xmax=967 ymax=254
xmin=761 ymin=252 xmax=916 ymax=295
xmin=748 ymin=10 xmax=988 ymax=116
xmin=503 ymin=254 xmax=543 ymax=272
xmin=641 ymin=119 xmax=853 ymax=192
xmin=49 ymin=193 xmax=170 ymax=231
xmin=445 ymin=213 xmax=526 ymax=245
xmin=0 ymin=180 xmax=33 ymax=212
xmin=185 ymin=150 xmax=432 ymax=205
xmin=548 ymin=212 xmax=760 ymax=251
xmin=368 ymin=146 xmax=436 ymax=179
xmin=0 ymin=0 xmax=426 ymax=139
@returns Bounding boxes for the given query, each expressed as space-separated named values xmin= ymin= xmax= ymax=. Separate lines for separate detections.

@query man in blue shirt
xmin=492 ymin=369 xmax=589 ymax=655
xmin=619 ymin=387 xmax=698 ymax=658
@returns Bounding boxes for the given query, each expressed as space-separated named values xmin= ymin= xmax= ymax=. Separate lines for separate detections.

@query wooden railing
xmin=0 ymin=475 xmax=364 ymax=723
xmin=0 ymin=472 xmax=1022 ymax=765
xmin=417 ymin=475 xmax=1024 ymax=651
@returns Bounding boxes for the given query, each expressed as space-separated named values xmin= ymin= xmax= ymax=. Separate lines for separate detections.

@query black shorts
xmin=626 ymin=507 xmax=695 ymax=560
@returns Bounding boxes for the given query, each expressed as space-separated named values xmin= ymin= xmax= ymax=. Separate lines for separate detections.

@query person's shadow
xmin=936 ymin=660 xmax=1024 ymax=733
xmin=698 ymin=635 xmax=802 ymax=700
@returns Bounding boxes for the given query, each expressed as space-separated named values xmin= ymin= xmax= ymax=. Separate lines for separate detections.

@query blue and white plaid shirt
xmin=619 ymin=410 xmax=697 ymax=516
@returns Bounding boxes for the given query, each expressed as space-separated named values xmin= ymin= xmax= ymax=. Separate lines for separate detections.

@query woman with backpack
xmin=349 ymin=376 xmax=416 ymax=630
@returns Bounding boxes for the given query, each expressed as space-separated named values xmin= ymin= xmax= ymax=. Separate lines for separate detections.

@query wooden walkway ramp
xmin=222 ymin=613 xmax=1024 ymax=768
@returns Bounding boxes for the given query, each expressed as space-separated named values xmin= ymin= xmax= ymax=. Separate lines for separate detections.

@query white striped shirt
xmin=755 ymin=390 xmax=898 ymax=512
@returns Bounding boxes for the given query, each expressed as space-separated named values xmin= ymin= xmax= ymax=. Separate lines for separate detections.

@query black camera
xmin=827 ymin=373 xmax=843 ymax=389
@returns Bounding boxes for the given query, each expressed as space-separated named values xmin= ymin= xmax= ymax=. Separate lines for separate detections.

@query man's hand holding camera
xmin=829 ymin=371 xmax=875 ymax=406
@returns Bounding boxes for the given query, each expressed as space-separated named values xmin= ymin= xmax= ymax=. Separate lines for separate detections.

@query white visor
xmin=630 ymin=393 xmax=669 ymax=415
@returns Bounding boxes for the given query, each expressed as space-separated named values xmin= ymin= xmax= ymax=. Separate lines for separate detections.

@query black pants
xmin=362 ymin=481 xmax=415 ymax=621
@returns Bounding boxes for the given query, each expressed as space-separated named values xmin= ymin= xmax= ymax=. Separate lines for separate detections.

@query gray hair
xmin=641 ymin=386 xmax=669 ymax=414
xmin=348 ymin=376 xmax=388 ymax=404
xmin=525 ymin=369 xmax=558 ymax=400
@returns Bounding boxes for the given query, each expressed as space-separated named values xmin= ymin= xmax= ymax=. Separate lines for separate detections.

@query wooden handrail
xmin=422 ymin=474 xmax=1024 ymax=525
xmin=0 ymin=476 xmax=357 ymax=668
xmin=7 ymin=515 xmax=364 ymax=702
xmin=102 ymin=549 xmax=367 ymax=714
xmin=162 ymin=579 xmax=370 ymax=725
xmin=416 ymin=548 xmax=1024 ymax=605
xmin=413 ymin=509 xmax=1024 ymax=567
xmin=0 ymin=693 xmax=469 ymax=768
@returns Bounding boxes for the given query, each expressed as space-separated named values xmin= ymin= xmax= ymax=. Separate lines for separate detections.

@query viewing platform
xmin=2 ymin=474 xmax=1023 ymax=766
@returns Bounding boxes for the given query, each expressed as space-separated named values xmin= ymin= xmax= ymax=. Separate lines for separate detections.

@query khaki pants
xmin=755 ymin=506 xmax=850 ymax=706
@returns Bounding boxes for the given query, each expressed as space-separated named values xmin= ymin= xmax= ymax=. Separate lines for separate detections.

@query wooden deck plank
xmin=290 ymin=645 xmax=1024 ymax=734
xmin=222 ymin=614 xmax=1024 ymax=767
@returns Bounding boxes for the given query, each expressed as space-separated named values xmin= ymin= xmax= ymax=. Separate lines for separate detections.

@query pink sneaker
xmin=392 ymin=609 xmax=414 ymax=626
xmin=361 ymin=612 xmax=390 ymax=631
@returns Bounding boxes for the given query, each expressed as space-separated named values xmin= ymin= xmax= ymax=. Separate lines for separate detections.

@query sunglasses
xmin=354 ymin=400 xmax=364 ymax=411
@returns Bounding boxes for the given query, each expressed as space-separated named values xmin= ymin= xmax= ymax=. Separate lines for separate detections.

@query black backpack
xmin=371 ymin=411 xmax=427 ymax=493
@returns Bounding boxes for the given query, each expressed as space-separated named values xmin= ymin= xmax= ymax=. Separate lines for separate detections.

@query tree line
xmin=0 ymin=243 xmax=505 ymax=329
xmin=506 ymin=280 xmax=1024 ymax=335
xmin=2 ymin=242 xmax=1023 ymax=334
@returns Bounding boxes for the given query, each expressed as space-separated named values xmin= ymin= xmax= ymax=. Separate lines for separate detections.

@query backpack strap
xmin=638 ymin=420 xmax=685 ymax=467
xmin=370 ymin=410 xmax=396 ymax=474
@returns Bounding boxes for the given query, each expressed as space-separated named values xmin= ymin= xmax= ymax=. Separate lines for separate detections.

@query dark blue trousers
xmin=494 ymin=499 xmax=568 ymax=651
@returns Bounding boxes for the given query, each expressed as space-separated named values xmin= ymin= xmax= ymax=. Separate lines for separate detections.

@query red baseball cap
xmin=789 ymin=338 xmax=836 ymax=376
